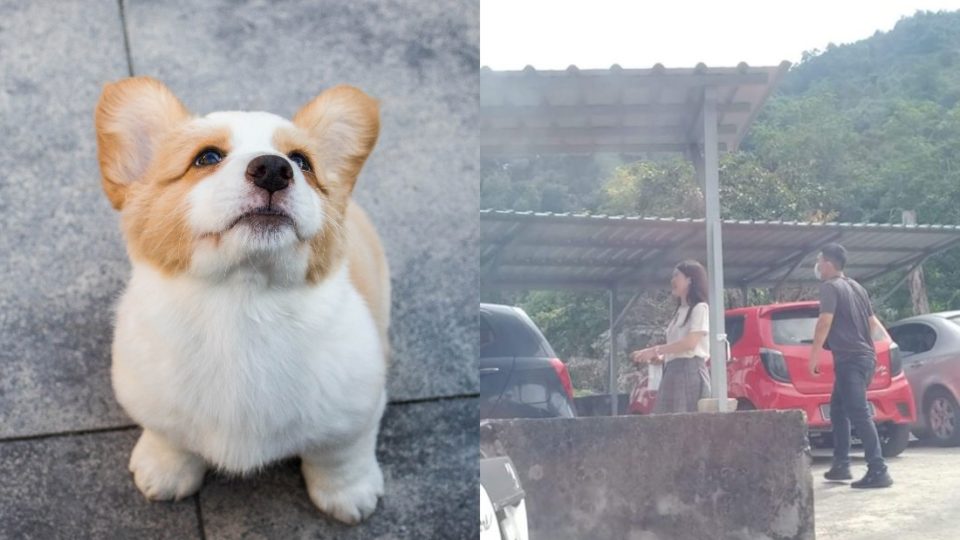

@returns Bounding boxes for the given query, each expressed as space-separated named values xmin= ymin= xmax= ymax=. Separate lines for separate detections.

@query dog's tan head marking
xmin=94 ymin=78 xmax=380 ymax=284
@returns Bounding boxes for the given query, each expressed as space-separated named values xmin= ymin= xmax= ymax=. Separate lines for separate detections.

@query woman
xmin=631 ymin=260 xmax=712 ymax=414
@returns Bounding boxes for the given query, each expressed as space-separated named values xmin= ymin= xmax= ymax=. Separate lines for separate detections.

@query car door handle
xmin=480 ymin=367 xmax=500 ymax=374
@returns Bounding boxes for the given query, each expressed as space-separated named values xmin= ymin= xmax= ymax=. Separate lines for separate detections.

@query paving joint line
xmin=194 ymin=493 xmax=207 ymax=540
xmin=390 ymin=393 xmax=479 ymax=406
xmin=117 ymin=0 xmax=135 ymax=75
xmin=0 ymin=424 xmax=138 ymax=444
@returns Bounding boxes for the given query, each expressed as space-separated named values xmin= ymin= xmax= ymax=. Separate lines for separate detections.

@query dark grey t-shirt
xmin=819 ymin=276 xmax=875 ymax=358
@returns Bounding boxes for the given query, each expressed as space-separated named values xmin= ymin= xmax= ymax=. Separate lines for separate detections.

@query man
xmin=808 ymin=243 xmax=894 ymax=489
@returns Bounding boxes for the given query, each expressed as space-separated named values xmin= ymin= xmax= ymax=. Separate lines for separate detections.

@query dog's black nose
xmin=246 ymin=155 xmax=292 ymax=194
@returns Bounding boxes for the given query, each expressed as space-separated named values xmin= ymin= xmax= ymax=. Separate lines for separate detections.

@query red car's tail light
xmin=549 ymin=358 xmax=575 ymax=401
xmin=889 ymin=344 xmax=903 ymax=376
xmin=760 ymin=348 xmax=791 ymax=383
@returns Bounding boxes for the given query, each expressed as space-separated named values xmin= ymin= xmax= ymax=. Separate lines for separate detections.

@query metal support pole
xmin=703 ymin=88 xmax=730 ymax=412
xmin=609 ymin=287 xmax=618 ymax=416
xmin=612 ymin=290 xmax=643 ymax=332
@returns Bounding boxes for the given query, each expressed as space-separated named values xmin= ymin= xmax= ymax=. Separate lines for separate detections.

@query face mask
xmin=814 ymin=262 xmax=822 ymax=281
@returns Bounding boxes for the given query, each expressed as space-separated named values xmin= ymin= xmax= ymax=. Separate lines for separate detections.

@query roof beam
xmin=861 ymin=235 xmax=960 ymax=284
xmin=486 ymin=71 xmax=772 ymax=91
xmin=499 ymin=258 xmax=643 ymax=269
xmin=501 ymin=236 xmax=944 ymax=256
xmin=480 ymin=102 xmax=753 ymax=120
xmin=484 ymin=275 xmax=884 ymax=292
xmin=483 ymin=264 xmax=941 ymax=292
xmin=482 ymin=142 xmax=729 ymax=156
xmin=509 ymin=237 xmax=692 ymax=250
xmin=493 ymin=259 xmax=895 ymax=272
xmin=876 ymin=254 xmax=935 ymax=305
xmin=481 ymin=222 xmax=528 ymax=275
xmin=737 ymin=232 xmax=844 ymax=286
xmin=771 ymin=257 xmax=812 ymax=297
xmin=732 ymin=61 xmax=791 ymax=152
xmin=481 ymin=124 xmax=739 ymax=143
xmin=483 ymin=212 xmax=960 ymax=236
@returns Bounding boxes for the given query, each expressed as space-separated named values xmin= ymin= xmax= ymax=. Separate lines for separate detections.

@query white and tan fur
xmin=95 ymin=77 xmax=390 ymax=524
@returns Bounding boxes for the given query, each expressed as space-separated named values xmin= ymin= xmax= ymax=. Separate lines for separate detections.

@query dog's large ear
xmin=293 ymin=86 xmax=380 ymax=190
xmin=95 ymin=77 xmax=190 ymax=210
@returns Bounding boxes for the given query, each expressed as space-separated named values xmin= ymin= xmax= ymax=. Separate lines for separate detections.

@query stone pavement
xmin=812 ymin=443 xmax=960 ymax=540
xmin=0 ymin=1 xmax=478 ymax=537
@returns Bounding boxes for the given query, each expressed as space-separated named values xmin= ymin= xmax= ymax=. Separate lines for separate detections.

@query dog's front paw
xmin=303 ymin=460 xmax=384 ymax=524
xmin=129 ymin=430 xmax=206 ymax=501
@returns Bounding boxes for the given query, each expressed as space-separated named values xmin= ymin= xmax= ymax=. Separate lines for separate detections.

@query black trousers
xmin=831 ymin=353 xmax=885 ymax=470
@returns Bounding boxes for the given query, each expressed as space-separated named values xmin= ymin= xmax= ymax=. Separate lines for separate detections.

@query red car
xmin=630 ymin=301 xmax=917 ymax=457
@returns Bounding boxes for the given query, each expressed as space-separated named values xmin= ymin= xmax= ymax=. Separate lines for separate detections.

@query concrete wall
xmin=481 ymin=411 xmax=814 ymax=540
xmin=574 ymin=393 xmax=630 ymax=416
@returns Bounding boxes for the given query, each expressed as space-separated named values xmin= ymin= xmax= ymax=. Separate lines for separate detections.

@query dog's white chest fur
xmin=112 ymin=263 xmax=386 ymax=473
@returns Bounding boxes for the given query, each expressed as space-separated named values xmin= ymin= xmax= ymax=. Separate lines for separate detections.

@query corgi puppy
xmin=94 ymin=77 xmax=390 ymax=524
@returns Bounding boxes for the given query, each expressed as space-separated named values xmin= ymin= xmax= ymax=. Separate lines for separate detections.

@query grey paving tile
xmin=0 ymin=0 xmax=133 ymax=437
xmin=124 ymin=0 xmax=480 ymax=402
xmin=0 ymin=429 xmax=200 ymax=540
xmin=198 ymin=398 xmax=478 ymax=540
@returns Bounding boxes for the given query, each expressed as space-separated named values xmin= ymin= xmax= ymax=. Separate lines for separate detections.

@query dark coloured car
xmin=479 ymin=303 xmax=576 ymax=419
xmin=888 ymin=312 xmax=960 ymax=446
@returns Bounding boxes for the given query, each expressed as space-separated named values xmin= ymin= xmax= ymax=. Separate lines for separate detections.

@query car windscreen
xmin=480 ymin=310 xmax=548 ymax=359
xmin=771 ymin=308 xmax=820 ymax=345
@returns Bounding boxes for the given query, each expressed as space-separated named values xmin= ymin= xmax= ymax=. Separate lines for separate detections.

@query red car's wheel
xmin=879 ymin=423 xmax=911 ymax=457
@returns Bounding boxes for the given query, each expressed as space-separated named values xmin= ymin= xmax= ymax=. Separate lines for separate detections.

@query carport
xmin=481 ymin=63 xmax=960 ymax=414
xmin=481 ymin=210 xmax=960 ymax=415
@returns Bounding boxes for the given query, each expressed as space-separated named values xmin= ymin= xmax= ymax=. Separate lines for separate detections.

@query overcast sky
xmin=481 ymin=1 xmax=960 ymax=69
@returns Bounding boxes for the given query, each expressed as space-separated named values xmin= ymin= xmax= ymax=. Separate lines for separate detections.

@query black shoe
xmin=823 ymin=464 xmax=853 ymax=481
xmin=851 ymin=467 xmax=893 ymax=489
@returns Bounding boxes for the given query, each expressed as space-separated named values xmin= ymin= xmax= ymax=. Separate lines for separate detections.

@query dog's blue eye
xmin=288 ymin=152 xmax=311 ymax=172
xmin=194 ymin=148 xmax=223 ymax=167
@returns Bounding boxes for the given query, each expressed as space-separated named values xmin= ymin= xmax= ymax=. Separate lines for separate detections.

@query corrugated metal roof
xmin=481 ymin=210 xmax=960 ymax=290
xmin=481 ymin=62 xmax=791 ymax=156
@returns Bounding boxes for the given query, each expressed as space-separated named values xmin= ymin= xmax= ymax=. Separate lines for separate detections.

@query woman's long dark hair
xmin=673 ymin=260 xmax=709 ymax=326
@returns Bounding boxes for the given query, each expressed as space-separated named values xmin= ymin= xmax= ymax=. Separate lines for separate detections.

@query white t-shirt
xmin=664 ymin=302 xmax=710 ymax=361
xmin=648 ymin=302 xmax=710 ymax=390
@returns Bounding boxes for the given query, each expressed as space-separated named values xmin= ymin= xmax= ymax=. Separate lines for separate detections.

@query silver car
xmin=888 ymin=312 xmax=960 ymax=446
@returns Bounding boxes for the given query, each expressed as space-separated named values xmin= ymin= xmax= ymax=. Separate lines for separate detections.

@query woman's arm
xmin=633 ymin=304 xmax=709 ymax=362
xmin=655 ymin=331 xmax=706 ymax=356
xmin=632 ymin=332 xmax=705 ymax=364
